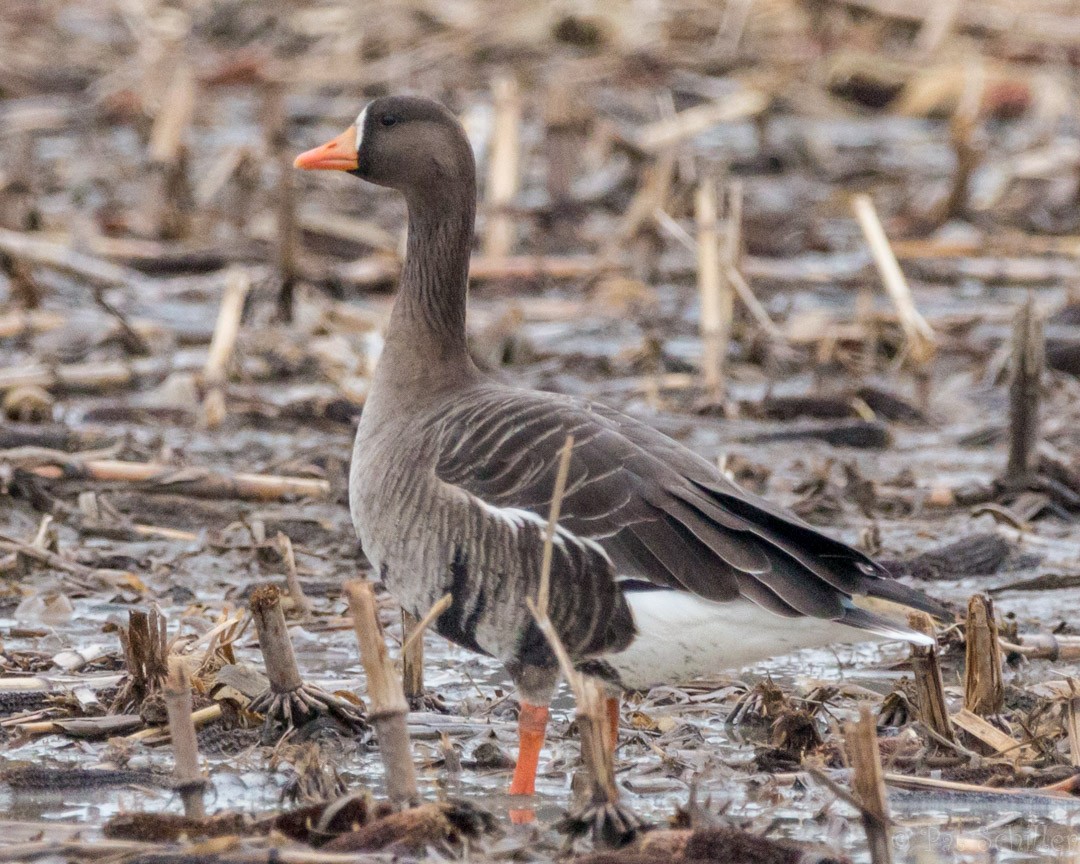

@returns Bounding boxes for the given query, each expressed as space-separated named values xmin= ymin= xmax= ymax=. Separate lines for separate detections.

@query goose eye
xmin=381 ymin=115 xmax=398 ymax=127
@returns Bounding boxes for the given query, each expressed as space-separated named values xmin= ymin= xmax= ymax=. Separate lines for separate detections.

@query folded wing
xmin=434 ymin=387 xmax=947 ymax=644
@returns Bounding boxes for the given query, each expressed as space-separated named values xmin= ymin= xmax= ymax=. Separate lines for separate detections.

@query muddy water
xmin=5 ymin=547 xmax=1080 ymax=863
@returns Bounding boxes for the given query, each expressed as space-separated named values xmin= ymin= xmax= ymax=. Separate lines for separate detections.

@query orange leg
xmin=604 ymin=695 xmax=620 ymax=754
xmin=509 ymin=702 xmax=549 ymax=796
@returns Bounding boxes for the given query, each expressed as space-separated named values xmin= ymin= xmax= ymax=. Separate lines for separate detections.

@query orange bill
xmin=294 ymin=126 xmax=358 ymax=171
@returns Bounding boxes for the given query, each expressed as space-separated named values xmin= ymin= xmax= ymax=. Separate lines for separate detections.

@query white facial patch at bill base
xmin=354 ymin=106 xmax=369 ymax=153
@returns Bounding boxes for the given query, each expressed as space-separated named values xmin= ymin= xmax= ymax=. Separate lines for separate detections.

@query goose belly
xmin=602 ymin=591 xmax=877 ymax=691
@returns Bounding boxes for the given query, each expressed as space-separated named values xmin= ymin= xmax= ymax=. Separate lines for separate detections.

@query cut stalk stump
xmin=964 ymin=594 xmax=1004 ymax=716
xmin=346 ymin=579 xmax=418 ymax=807
xmin=1004 ymin=294 xmax=1043 ymax=490
xmin=248 ymin=584 xmax=366 ymax=739
xmin=261 ymin=79 xmax=299 ymax=322
xmin=164 ymin=656 xmax=207 ymax=820
xmin=401 ymin=600 xmax=452 ymax=713
xmin=908 ymin=612 xmax=956 ymax=745
xmin=554 ymin=678 xmax=646 ymax=850
xmin=112 ymin=607 xmax=169 ymax=714
xmin=986 ymin=297 xmax=1080 ymax=510
xmin=845 ymin=707 xmax=892 ymax=864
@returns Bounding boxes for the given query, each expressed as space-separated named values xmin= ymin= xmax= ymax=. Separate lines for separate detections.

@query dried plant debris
xmin=727 ymin=679 xmax=791 ymax=727
xmin=575 ymin=826 xmax=849 ymax=864
xmin=2 ymin=764 xmax=174 ymax=791
xmin=111 ymin=607 xmax=170 ymax=715
xmin=323 ymin=799 xmax=499 ymax=854
xmin=277 ymin=742 xmax=348 ymax=805
xmin=103 ymin=811 xmax=253 ymax=843
xmin=881 ymin=534 xmax=1016 ymax=581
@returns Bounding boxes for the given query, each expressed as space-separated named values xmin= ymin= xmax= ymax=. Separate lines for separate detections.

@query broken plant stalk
xmin=142 ymin=62 xmax=196 ymax=240
xmin=202 ymin=266 xmax=250 ymax=428
xmin=124 ymin=704 xmax=222 ymax=744
xmin=908 ymin=612 xmax=956 ymax=744
xmin=400 ymin=594 xmax=451 ymax=704
xmin=1066 ymin=684 xmax=1080 ymax=768
xmin=113 ymin=607 xmax=169 ymax=713
xmin=695 ymin=174 xmax=731 ymax=401
xmin=346 ymin=579 xmax=417 ymax=806
xmin=631 ymin=90 xmax=768 ymax=153
xmin=653 ymin=206 xmax=784 ymax=343
xmin=249 ymin=584 xmax=364 ymax=733
xmin=164 ymin=656 xmax=206 ymax=820
xmin=950 ymin=708 xmax=1035 ymax=762
xmin=401 ymin=611 xmax=424 ymax=703
xmin=999 ymin=634 xmax=1080 ymax=661
xmin=963 ymin=594 xmax=1004 ymax=716
xmin=852 ymin=193 xmax=935 ymax=365
xmin=262 ymin=80 xmax=299 ymax=321
xmin=845 ymin=706 xmax=892 ymax=864
xmin=0 ymin=226 xmax=142 ymax=291
xmin=602 ymin=149 xmax=674 ymax=262
xmin=276 ymin=532 xmax=312 ymax=620
xmin=29 ymin=458 xmax=329 ymax=501
xmin=1004 ymin=294 xmax=1043 ymax=487
xmin=482 ymin=74 xmax=521 ymax=260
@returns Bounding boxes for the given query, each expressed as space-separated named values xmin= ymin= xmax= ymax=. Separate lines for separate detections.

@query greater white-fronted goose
xmin=295 ymin=96 xmax=948 ymax=799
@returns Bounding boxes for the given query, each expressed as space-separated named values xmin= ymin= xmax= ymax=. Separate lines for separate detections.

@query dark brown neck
xmin=382 ymin=186 xmax=475 ymax=378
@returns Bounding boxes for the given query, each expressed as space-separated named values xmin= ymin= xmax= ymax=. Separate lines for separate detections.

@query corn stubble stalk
xmin=28 ymin=459 xmax=330 ymax=501
xmin=113 ymin=607 xmax=169 ymax=713
xmin=603 ymin=149 xmax=674 ymax=263
xmin=251 ymin=584 xmax=305 ymax=696
xmin=652 ymin=205 xmax=782 ymax=344
xmin=261 ymin=78 xmax=299 ymax=321
xmin=400 ymin=594 xmax=452 ymax=704
xmin=249 ymin=584 xmax=364 ymax=732
xmin=543 ymin=76 xmax=586 ymax=210
xmin=401 ymin=610 xmax=426 ymax=705
xmin=695 ymin=174 xmax=732 ymax=401
xmin=845 ymin=707 xmax=892 ymax=864
xmin=852 ymin=193 xmax=935 ymax=366
xmin=202 ymin=267 xmax=250 ymax=428
xmin=949 ymin=707 xmax=1028 ymax=761
xmin=963 ymin=594 xmax=1004 ymax=716
xmin=576 ymin=679 xmax=620 ymax=807
xmin=346 ymin=579 xmax=418 ymax=806
xmin=632 ymin=90 xmax=769 ymax=154
xmin=124 ymin=704 xmax=222 ymax=744
xmin=1005 ymin=294 xmax=1043 ymax=488
xmin=483 ymin=74 xmax=521 ymax=260
xmin=164 ymin=656 xmax=206 ymax=820
xmin=908 ymin=612 xmax=956 ymax=744
xmin=999 ymin=633 xmax=1080 ymax=661
xmin=276 ymin=531 xmax=313 ymax=619
xmin=143 ymin=62 xmax=196 ymax=240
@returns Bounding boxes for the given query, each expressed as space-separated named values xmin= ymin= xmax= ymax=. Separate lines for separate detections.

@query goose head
xmin=294 ymin=95 xmax=475 ymax=197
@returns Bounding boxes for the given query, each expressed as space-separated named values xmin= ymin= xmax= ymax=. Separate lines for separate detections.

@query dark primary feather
xmin=434 ymin=386 xmax=949 ymax=635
